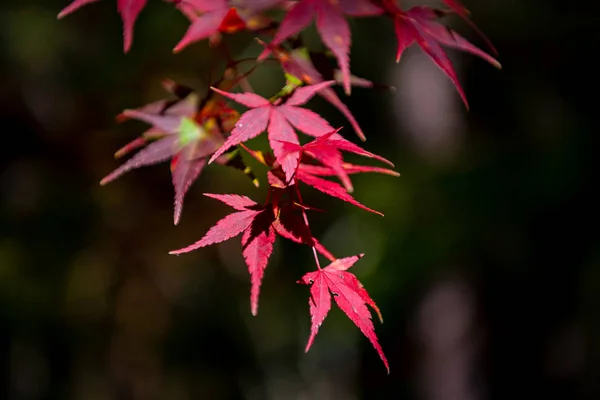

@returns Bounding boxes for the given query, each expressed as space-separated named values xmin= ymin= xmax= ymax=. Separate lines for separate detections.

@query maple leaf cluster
xmin=58 ymin=0 xmax=500 ymax=372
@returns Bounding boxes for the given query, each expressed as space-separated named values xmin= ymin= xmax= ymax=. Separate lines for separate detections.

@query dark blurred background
xmin=1 ymin=0 xmax=599 ymax=399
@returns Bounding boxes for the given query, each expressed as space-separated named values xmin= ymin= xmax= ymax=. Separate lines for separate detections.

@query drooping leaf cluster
xmin=58 ymin=0 xmax=500 ymax=372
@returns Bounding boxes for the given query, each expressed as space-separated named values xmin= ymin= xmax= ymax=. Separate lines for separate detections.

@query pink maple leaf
xmin=170 ymin=192 xmax=335 ymax=315
xmin=57 ymin=0 xmax=147 ymax=53
xmin=100 ymin=94 xmax=223 ymax=225
xmin=208 ymin=81 xmax=336 ymax=182
xmin=298 ymin=254 xmax=389 ymax=372
xmin=111 ymin=80 xmax=199 ymax=160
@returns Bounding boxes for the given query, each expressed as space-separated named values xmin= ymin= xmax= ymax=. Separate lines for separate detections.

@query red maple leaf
xmin=307 ymin=50 xmax=394 ymax=92
xmin=266 ymin=45 xmax=368 ymax=141
xmin=57 ymin=0 xmax=147 ymax=53
xmin=237 ymin=136 xmax=394 ymax=216
xmin=295 ymin=167 xmax=384 ymax=216
xmin=298 ymin=254 xmax=389 ymax=372
xmin=257 ymin=0 xmax=382 ymax=95
xmin=378 ymin=1 xmax=500 ymax=107
xmin=170 ymin=192 xmax=335 ymax=315
xmin=440 ymin=0 xmax=498 ymax=55
xmin=279 ymin=130 xmax=394 ymax=192
xmin=298 ymin=162 xmax=400 ymax=178
xmin=208 ymin=81 xmax=337 ymax=181
xmin=264 ymin=164 xmax=385 ymax=217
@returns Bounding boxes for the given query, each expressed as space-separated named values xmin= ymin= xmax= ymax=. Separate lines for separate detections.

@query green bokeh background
xmin=1 ymin=1 xmax=599 ymax=399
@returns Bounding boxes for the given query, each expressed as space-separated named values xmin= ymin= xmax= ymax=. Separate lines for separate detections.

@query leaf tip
xmin=372 ymin=304 xmax=384 ymax=324
xmin=210 ymin=86 xmax=229 ymax=98
xmin=255 ymin=39 xmax=270 ymax=58
xmin=345 ymin=184 xmax=354 ymax=194
xmin=172 ymin=42 xmax=184 ymax=54
xmin=120 ymin=109 xmax=136 ymax=118
xmin=56 ymin=8 xmax=70 ymax=20
xmin=304 ymin=336 xmax=316 ymax=353
xmin=458 ymin=92 xmax=470 ymax=111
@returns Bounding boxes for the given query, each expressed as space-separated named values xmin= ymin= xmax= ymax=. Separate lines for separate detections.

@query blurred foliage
xmin=1 ymin=0 xmax=599 ymax=399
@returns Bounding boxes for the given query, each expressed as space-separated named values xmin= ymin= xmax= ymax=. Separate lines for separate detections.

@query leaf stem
xmin=294 ymin=184 xmax=322 ymax=270
xmin=218 ymin=40 xmax=255 ymax=92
